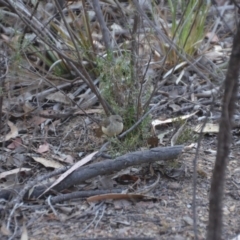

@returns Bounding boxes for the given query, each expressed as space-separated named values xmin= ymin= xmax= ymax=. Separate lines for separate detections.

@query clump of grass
xmin=97 ymin=52 xmax=133 ymax=114
xmin=156 ymin=0 xmax=209 ymax=66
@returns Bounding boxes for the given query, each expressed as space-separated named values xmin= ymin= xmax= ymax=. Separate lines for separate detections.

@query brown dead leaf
xmin=39 ymin=151 xmax=98 ymax=197
xmin=22 ymin=101 xmax=35 ymax=114
xmin=31 ymin=156 xmax=64 ymax=169
xmin=94 ymin=126 xmax=104 ymax=138
xmin=147 ymin=136 xmax=159 ymax=147
xmin=7 ymin=137 xmax=22 ymax=149
xmin=0 ymin=121 xmax=18 ymax=142
xmin=1 ymin=223 xmax=11 ymax=236
xmin=87 ymin=193 xmax=150 ymax=202
xmin=46 ymin=91 xmax=72 ymax=105
xmin=30 ymin=116 xmax=47 ymax=126
xmin=36 ymin=142 xmax=49 ymax=153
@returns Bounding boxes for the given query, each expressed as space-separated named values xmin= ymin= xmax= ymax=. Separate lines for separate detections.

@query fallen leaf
xmin=36 ymin=142 xmax=49 ymax=153
xmin=147 ymin=136 xmax=159 ymax=147
xmin=30 ymin=116 xmax=47 ymax=126
xmin=163 ymin=61 xmax=187 ymax=79
xmin=46 ymin=91 xmax=72 ymax=105
xmin=194 ymin=123 xmax=219 ymax=133
xmin=22 ymin=101 xmax=35 ymax=114
xmin=31 ymin=156 xmax=64 ymax=168
xmin=38 ymin=151 xmax=98 ymax=197
xmin=0 ymin=168 xmax=31 ymax=179
xmin=7 ymin=138 xmax=22 ymax=149
xmin=152 ymin=111 xmax=198 ymax=129
xmin=87 ymin=193 xmax=154 ymax=202
xmin=1 ymin=223 xmax=11 ymax=236
xmin=0 ymin=121 xmax=18 ymax=142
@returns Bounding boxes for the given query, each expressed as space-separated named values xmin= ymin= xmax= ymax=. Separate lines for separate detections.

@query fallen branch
xmin=53 ymin=145 xmax=184 ymax=193
xmin=1 ymin=145 xmax=183 ymax=203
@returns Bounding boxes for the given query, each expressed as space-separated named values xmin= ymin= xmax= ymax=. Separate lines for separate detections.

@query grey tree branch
xmin=92 ymin=0 xmax=112 ymax=51
xmin=53 ymin=145 xmax=184 ymax=192
xmin=206 ymin=18 xmax=240 ymax=240
xmin=0 ymin=145 xmax=183 ymax=201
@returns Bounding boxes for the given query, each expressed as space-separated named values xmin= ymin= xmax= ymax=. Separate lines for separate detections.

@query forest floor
xmin=0 ymin=1 xmax=240 ymax=240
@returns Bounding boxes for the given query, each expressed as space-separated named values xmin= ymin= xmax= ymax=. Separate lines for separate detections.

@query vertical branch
xmin=92 ymin=0 xmax=112 ymax=51
xmin=130 ymin=14 xmax=139 ymax=119
xmin=0 ymin=50 xmax=8 ymax=133
xmin=206 ymin=21 xmax=240 ymax=240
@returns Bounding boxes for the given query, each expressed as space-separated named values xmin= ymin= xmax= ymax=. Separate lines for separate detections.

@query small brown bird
xmin=101 ymin=115 xmax=123 ymax=137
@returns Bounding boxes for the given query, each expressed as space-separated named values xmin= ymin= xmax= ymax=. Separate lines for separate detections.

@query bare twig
xmin=0 ymin=50 xmax=8 ymax=132
xmin=7 ymin=0 xmax=111 ymax=115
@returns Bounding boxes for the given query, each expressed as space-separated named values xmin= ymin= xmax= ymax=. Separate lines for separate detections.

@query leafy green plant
xmin=97 ymin=52 xmax=132 ymax=113
xmin=96 ymin=50 xmax=152 ymax=154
